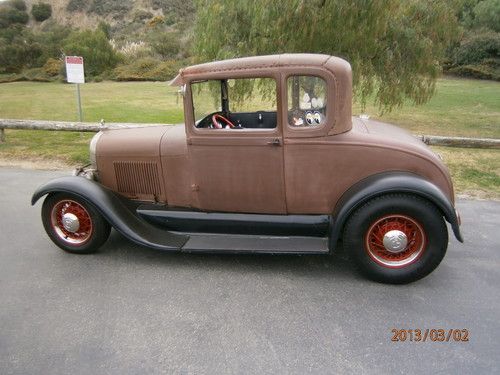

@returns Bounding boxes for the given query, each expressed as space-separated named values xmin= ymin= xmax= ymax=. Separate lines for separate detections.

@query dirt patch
xmin=0 ymin=156 xmax=72 ymax=171
xmin=457 ymin=191 xmax=500 ymax=201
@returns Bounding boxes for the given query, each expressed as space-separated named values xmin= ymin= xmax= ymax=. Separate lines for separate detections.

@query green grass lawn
xmin=0 ymin=81 xmax=184 ymax=124
xmin=0 ymin=78 xmax=499 ymax=197
xmin=353 ymin=77 xmax=500 ymax=139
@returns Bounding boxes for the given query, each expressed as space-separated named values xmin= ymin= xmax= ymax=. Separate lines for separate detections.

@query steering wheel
xmin=211 ymin=114 xmax=235 ymax=129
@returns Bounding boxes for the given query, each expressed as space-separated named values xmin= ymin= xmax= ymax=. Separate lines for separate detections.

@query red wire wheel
xmin=364 ymin=214 xmax=427 ymax=269
xmin=50 ymin=199 xmax=93 ymax=245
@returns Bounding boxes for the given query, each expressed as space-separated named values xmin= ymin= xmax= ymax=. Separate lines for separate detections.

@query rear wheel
xmin=41 ymin=193 xmax=110 ymax=254
xmin=343 ymin=194 xmax=448 ymax=284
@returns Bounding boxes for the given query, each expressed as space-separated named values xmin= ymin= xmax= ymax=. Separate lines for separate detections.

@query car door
xmin=186 ymin=76 xmax=286 ymax=214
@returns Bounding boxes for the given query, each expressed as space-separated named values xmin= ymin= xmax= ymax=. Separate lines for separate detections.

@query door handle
xmin=267 ymin=138 xmax=281 ymax=146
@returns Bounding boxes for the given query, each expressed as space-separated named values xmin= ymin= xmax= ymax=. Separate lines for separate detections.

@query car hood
xmin=96 ymin=125 xmax=174 ymax=158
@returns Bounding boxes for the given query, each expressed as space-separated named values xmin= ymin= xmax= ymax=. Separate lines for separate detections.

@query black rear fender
xmin=329 ymin=172 xmax=463 ymax=252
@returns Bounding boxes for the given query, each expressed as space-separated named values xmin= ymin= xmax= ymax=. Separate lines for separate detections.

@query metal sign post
xmin=65 ymin=56 xmax=85 ymax=122
xmin=76 ymin=83 xmax=82 ymax=122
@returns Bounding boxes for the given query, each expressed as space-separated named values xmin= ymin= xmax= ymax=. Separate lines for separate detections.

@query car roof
xmin=170 ymin=54 xmax=348 ymax=86
xmin=170 ymin=53 xmax=352 ymax=135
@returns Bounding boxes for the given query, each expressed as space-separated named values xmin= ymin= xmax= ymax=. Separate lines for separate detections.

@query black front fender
xmin=329 ymin=172 xmax=463 ymax=251
xmin=32 ymin=176 xmax=188 ymax=250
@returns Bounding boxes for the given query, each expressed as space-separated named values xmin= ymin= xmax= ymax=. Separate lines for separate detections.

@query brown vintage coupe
xmin=32 ymin=54 xmax=463 ymax=283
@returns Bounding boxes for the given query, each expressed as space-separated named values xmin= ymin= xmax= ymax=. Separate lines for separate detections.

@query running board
xmin=180 ymin=233 xmax=329 ymax=254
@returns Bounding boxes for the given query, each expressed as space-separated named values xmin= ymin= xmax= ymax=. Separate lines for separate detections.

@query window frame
xmin=281 ymin=68 xmax=336 ymax=139
xmin=285 ymin=74 xmax=328 ymax=130
xmin=189 ymin=75 xmax=281 ymax=136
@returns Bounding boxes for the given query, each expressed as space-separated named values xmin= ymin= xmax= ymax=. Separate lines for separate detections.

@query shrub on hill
xmin=113 ymin=58 xmax=181 ymax=81
xmin=148 ymin=31 xmax=180 ymax=59
xmin=0 ymin=7 xmax=29 ymax=27
xmin=8 ymin=0 xmax=26 ymax=12
xmin=88 ymin=0 xmax=132 ymax=17
xmin=63 ymin=29 xmax=120 ymax=78
xmin=0 ymin=28 xmax=43 ymax=73
xmin=66 ymin=0 xmax=89 ymax=13
xmin=31 ymin=2 xmax=52 ymax=22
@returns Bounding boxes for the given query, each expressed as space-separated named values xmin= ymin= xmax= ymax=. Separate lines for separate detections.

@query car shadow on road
xmin=94 ymin=230 xmax=362 ymax=282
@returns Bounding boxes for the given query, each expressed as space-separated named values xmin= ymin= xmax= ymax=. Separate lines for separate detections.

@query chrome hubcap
xmin=382 ymin=230 xmax=408 ymax=253
xmin=61 ymin=213 xmax=80 ymax=233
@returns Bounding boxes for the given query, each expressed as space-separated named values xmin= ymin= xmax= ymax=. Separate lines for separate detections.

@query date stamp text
xmin=391 ymin=329 xmax=469 ymax=342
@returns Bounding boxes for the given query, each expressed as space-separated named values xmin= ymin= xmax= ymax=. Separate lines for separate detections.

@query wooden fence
xmin=0 ymin=118 xmax=499 ymax=148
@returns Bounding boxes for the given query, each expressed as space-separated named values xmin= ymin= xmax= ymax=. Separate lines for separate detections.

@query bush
xmin=42 ymin=58 xmax=62 ymax=76
xmin=31 ymin=3 xmax=52 ymax=22
xmin=473 ymin=0 xmax=500 ymax=32
xmin=132 ymin=9 xmax=153 ymax=22
xmin=97 ymin=21 xmax=111 ymax=39
xmin=66 ymin=0 xmax=89 ymax=12
xmin=113 ymin=58 xmax=181 ymax=81
xmin=0 ymin=8 xmax=29 ymax=26
xmin=0 ymin=29 xmax=43 ymax=73
xmin=149 ymin=32 xmax=181 ymax=58
xmin=63 ymin=29 xmax=120 ymax=78
xmin=147 ymin=15 xmax=164 ymax=28
xmin=8 ymin=0 xmax=26 ymax=11
xmin=453 ymin=31 xmax=500 ymax=66
xmin=35 ymin=22 xmax=72 ymax=63
xmin=117 ymin=40 xmax=153 ymax=59
xmin=88 ymin=0 xmax=132 ymax=17
xmin=447 ymin=64 xmax=500 ymax=81
xmin=0 ymin=73 xmax=26 ymax=83
xmin=22 ymin=67 xmax=52 ymax=82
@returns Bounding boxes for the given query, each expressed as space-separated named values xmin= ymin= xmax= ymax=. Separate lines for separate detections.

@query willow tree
xmin=193 ymin=0 xmax=460 ymax=111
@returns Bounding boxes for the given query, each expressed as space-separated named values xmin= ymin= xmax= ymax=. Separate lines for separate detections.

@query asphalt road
xmin=0 ymin=167 xmax=499 ymax=374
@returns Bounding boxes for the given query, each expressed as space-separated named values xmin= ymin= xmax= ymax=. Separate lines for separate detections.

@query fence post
xmin=0 ymin=128 xmax=5 ymax=143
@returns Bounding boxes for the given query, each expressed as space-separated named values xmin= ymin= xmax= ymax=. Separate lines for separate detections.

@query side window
xmin=287 ymin=75 xmax=327 ymax=127
xmin=191 ymin=78 xmax=277 ymax=130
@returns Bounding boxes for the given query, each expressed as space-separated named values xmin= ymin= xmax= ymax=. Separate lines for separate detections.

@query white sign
xmin=65 ymin=56 xmax=85 ymax=84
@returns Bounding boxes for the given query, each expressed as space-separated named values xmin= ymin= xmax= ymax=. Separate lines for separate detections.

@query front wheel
xmin=41 ymin=193 xmax=111 ymax=254
xmin=343 ymin=194 xmax=448 ymax=284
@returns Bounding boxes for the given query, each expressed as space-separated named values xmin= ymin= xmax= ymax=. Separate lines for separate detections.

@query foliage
xmin=0 ymin=27 xmax=43 ymax=73
xmin=63 ymin=30 xmax=120 ymax=78
xmin=453 ymin=31 xmax=500 ymax=65
xmin=34 ymin=22 xmax=72 ymax=63
xmin=148 ymin=31 xmax=181 ymax=58
xmin=8 ymin=0 xmax=26 ymax=11
xmin=447 ymin=63 xmax=500 ymax=80
xmin=88 ymin=0 xmax=132 ymax=17
xmin=132 ymin=9 xmax=153 ymax=22
xmin=472 ymin=0 xmax=500 ymax=32
xmin=0 ymin=7 xmax=29 ymax=27
xmin=31 ymin=2 xmax=52 ymax=22
xmin=42 ymin=58 xmax=62 ymax=76
xmin=446 ymin=0 xmax=500 ymax=80
xmin=22 ymin=67 xmax=53 ymax=81
xmin=97 ymin=21 xmax=111 ymax=39
xmin=147 ymin=15 xmax=165 ymax=27
xmin=194 ymin=0 xmax=461 ymax=110
xmin=66 ymin=0 xmax=89 ymax=13
xmin=151 ymin=0 xmax=195 ymax=18
xmin=113 ymin=58 xmax=181 ymax=81
xmin=112 ymin=40 xmax=153 ymax=59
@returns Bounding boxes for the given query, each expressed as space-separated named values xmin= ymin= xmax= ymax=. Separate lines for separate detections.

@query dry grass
xmin=431 ymin=146 xmax=500 ymax=199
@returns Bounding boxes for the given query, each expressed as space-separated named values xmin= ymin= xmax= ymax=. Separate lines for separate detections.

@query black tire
xmin=41 ymin=193 xmax=111 ymax=254
xmin=343 ymin=194 xmax=448 ymax=284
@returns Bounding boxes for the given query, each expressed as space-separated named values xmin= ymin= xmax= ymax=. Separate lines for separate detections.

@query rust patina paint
xmin=95 ymin=54 xmax=454 ymax=214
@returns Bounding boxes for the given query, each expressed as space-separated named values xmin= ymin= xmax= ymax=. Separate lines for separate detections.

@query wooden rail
xmin=0 ymin=118 xmax=499 ymax=149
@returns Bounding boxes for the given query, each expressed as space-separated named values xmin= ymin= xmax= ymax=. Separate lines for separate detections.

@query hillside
xmin=23 ymin=0 xmax=194 ymax=42
xmin=0 ymin=0 xmax=194 ymax=82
